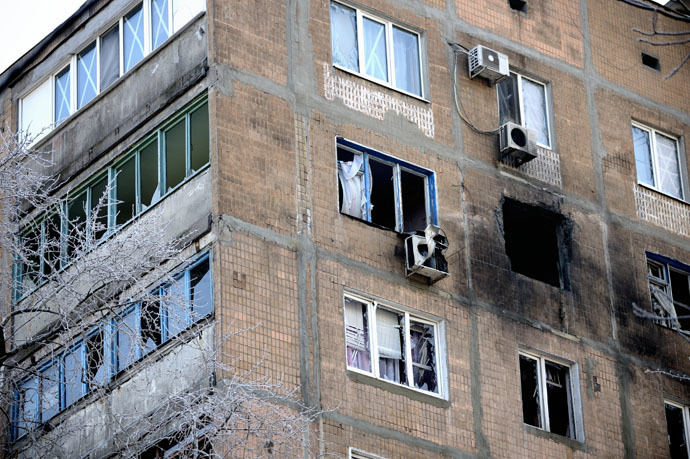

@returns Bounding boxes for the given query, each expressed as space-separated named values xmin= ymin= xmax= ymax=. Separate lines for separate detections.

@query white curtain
xmin=338 ymin=154 xmax=368 ymax=218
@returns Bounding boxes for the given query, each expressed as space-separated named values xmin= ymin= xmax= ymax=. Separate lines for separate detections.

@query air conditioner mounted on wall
xmin=468 ymin=45 xmax=509 ymax=83
xmin=499 ymin=122 xmax=537 ymax=165
xmin=405 ymin=224 xmax=449 ymax=284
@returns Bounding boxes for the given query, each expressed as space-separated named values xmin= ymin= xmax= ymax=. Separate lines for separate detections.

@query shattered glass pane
xmin=140 ymin=140 xmax=160 ymax=211
xmin=410 ymin=321 xmax=437 ymax=393
xmin=116 ymin=156 xmax=137 ymax=226
xmin=141 ymin=296 xmax=162 ymax=355
xmin=165 ymin=119 xmax=186 ymax=192
xmin=87 ymin=329 xmax=105 ymax=389
xmin=330 ymin=2 xmax=359 ymax=72
xmin=497 ymin=74 xmax=519 ymax=126
xmin=519 ymin=354 xmax=542 ymax=428
xmin=116 ymin=309 xmax=138 ymax=371
xmin=344 ymin=297 xmax=371 ymax=372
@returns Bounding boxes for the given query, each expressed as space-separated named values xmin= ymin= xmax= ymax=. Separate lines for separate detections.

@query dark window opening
xmin=642 ymin=52 xmax=660 ymax=71
xmin=671 ymin=269 xmax=690 ymax=330
xmin=665 ymin=403 xmax=690 ymax=459
xmin=545 ymin=361 xmax=574 ymax=438
xmin=508 ymin=0 xmax=528 ymax=13
xmin=86 ymin=329 xmax=105 ymax=389
xmin=520 ymin=355 xmax=541 ymax=428
xmin=116 ymin=156 xmax=137 ymax=226
xmin=401 ymin=169 xmax=426 ymax=233
xmin=141 ymin=297 xmax=162 ymax=355
xmin=503 ymin=199 xmax=565 ymax=288
xmin=369 ymin=159 xmax=396 ymax=230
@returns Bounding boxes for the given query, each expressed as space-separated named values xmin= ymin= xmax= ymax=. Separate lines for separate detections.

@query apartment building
xmin=0 ymin=0 xmax=689 ymax=457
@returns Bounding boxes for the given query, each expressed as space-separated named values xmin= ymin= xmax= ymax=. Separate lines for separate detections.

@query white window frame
xmin=343 ymin=291 xmax=447 ymax=399
xmin=646 ymin=254 xmax=690 ymax=333
xmin=518 ymin=350 xmax=584 ymax=441
xmin=330 ymin=1 xmax=425 ymax=100
xmin=665 ymin=399 xmax=690 ymax=458
xmin=349 ymin=447 xmax=385 ymax=459
xmin=18 ymin=0 xmax=204 ymax=142
xmin=497 ymin=72 xmax=552 ymax=149
xmin=632 ymin=121 xmax=685 ymax=201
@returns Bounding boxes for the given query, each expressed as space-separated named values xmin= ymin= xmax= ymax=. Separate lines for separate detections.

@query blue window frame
xmin=336 ymin=137 xmax=437 ymax=233
xmin=11 ymin=252 xmax=211 ymax=440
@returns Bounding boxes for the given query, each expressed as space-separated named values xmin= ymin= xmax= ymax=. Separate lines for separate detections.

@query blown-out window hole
xmin=502 ymin=198 xmax=568 ymax=288
xmin=641 ymin=52 xmax=660 ymax=71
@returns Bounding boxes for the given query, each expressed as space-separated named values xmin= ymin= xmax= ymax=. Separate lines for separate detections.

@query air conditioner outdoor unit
xmin=499 ymin=122 xmax=537 ymax=165
xmin=405 ymin=224 xmax=449 ymax=284
xmin=468 ymin=45 xmax=509 ymax=83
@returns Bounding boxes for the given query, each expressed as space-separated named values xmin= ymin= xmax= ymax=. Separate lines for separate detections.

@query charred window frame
xmin=343 ymin=292 xmax=446 ymax=398
xmin=646 ymin=252 xmax=690 ymax=333
xmin=10 ymin=252 xmax=211 ymax=441
xmin=18 ymin=0 xmax=206 ymax=144
xmin=518 ymin=351 xmax=584 ymax=441
xmin=665 ymin=400 xmax=690 ymax=459
xmin=502 ymin=198 xmax=570 ymax=289
xmin=336 ymin=137 xmax=437 ymax=234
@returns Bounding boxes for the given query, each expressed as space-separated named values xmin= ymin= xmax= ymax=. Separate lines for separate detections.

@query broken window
xmin=40 ymin=364 xmax=60 ymax=422
xmin=336 ymin=138 xmax=436 ymax=233
xmin=141 ymin=295 xmax=163 ymax=355
xmin=497 ymin=72 xmax=551 ymax=148
xmin=665 ymin=401 xmax=690 ymax=459
xmin=647 ymin=253 xmax=690 ymax=332
xmin=13 ymin=376 xmax=38 ymax=439
xmin=632 ymin=123 xmax=684 ymax=200
xmin=502 ymin=198 xmax=568 ymax=288
xmin=330 ymin=1 xmax=424 ymax=98
xmin=114 ymin=307 xmax=139 ymax=373
xmin=518 ymin=352 xmax=582 ymax=440
xmin=343 ymin=292 xmax=443 ymax=396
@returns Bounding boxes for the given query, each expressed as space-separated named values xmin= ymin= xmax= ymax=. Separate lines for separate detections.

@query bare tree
xmin=618 ymin=0 xmax=690 ymax=79
xmin=0 ymin=131 xmax=320 ymax=458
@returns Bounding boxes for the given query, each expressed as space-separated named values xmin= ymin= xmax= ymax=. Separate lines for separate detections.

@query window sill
xmin=523 ymin=424 xmax=587 ymax=451
xmin=636 ymin=183 xmax=688 ymax=205
xmin=346 ymin=368 xmax=449 ymax=408
xmin=332 ymin=64 xmax=430 ymax=104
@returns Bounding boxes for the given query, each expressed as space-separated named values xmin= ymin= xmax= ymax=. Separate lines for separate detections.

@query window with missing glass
xmin=497 ymin=72 xmax=552 ymax=148
xmin=330 ymin=1 xmax=424 ymax=98
xmin=632 ymin=122 xmax=686 ymax=200
xmin=343 ymin=292 xmax=445 ymax=398
xmin=518 ymin=351 xmax=584 ymax=441
xmin=646 ymin=252 xmax=690 ymax=333
xmin=336 ymin=138 xmax=437 ymax=233
xmin=665 ymin=400 xmax=690 ymax=459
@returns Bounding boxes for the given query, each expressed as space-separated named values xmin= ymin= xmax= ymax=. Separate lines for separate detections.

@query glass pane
xmin=100 ymin=25 xmax=120 ymax=90
xmin=190 ymin=258 xmax=212 ymax=321
xmin=633 ymin=126 xmax=655 ymax=187
xmin=410 ymin=321 xmax=437 ymax=393
xmin=116 ymin=156 xmax=137 ymax=226
xmin=401 ymin=169 xmax=427 ymax=233
xmin=376 ymin=308 xmax=405 ymax=384
xmin=656 ymin=133 xmax=683 ymax=199
xmin=392 ymin=26 xmax=421 ymax=96
xmin=77 ymin=42 xmax=98 ymax=109
xmin=67 ymin=192 xmax=87 ymax=259
xmin=41 ymin=365 xmax=60 ymax=421
xmin=90 ymin=176 xmax=109 ymax=241
xmin=369 ymin=159 xmax=396 ymax=230
xmin=666 ymin=403 xmax=690 ymax=459
xmin=362 ymin=17 xmax=388 ymax=82
xmin=330 ymin=2 xmax=359 ymax=72
xmin=344 ymin=297 xmax=371 ymax=372
xmin=64 ymin=347 xmax=84 ymax=407
xmin=497 ymin=74 xmax=519 ymax=126
xmin=124 ymin=4 xmax=145 ymax=72
xmin=22 ymin=227 xmax=41 ymax=291
xmin=519 ymin=355 xmax=542 ymax=428
xmin=116 ymin=309 xmax=138 ymax=371
xmin=190 ymin=104 xmax=209 ymax=172
xmin=86 ymin=329 xmax=105 ymax=389
xmin=152 ymin=0 xmax=170 ymax=49
xmin=165 ymin=119 xmax=186 ymax=192
xmin=141 ymin=296 xmax=162 ymax=354
xmin=172 ymin=0 xmax=205 ymax=34
xmin=545 ymin=360 xmax=574 ymax=438
xmin=140 ymin=141 xmax=160 ymax=211
xmin=43 ymin=213 xmax=62 ymax=276
xmin=16 ymin=377 xmax=38 ymax=437
xmin=522 ymin=78 xmax=549 ymax=147
xmin=164 ymin=277 xmax=188 ymax=339
xmin=55 ymin=67 xmax=71 ymax=125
